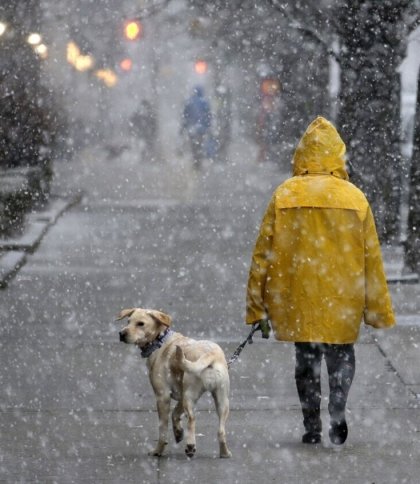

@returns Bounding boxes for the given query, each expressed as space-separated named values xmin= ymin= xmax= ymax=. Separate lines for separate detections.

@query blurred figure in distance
xmin=181 ymin=86 xmax=212 ymax=169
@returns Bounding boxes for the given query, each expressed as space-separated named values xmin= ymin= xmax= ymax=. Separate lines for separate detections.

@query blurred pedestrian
xmin=131 ymin=100 xmax=157 ymax=157
xmin=181 ymin=86 xmax=212 ymax=168
xmin=246 ymin=116 xmax=395 ymax=446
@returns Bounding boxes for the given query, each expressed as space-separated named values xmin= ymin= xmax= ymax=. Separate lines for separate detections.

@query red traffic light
xmin=194 ymin=59 xmax=208 ymax=74
xmin=120 ymin=58 xmax=133 ymax=71
xmin=124 ymin=20 xmax=142 ymax=41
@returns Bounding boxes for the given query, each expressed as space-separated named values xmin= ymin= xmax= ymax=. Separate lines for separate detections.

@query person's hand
xmin=253 ymin=319 xmax=271 ymax=339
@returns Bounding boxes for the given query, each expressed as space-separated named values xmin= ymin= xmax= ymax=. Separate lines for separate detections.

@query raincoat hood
xmin=292 ymin=116 xmax=348 ymax=180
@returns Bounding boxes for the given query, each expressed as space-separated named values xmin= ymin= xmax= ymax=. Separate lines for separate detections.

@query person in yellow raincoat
xmin=246 ymin=116 xmax=395 ymax=445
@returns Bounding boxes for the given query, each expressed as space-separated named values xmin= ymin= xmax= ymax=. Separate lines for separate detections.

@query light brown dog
xmin=118 ymin=308 xmax=232 ymax=458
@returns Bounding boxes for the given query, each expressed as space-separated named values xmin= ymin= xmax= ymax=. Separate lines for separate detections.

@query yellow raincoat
xmin=246 ymin=116 xmax=395 ymax=343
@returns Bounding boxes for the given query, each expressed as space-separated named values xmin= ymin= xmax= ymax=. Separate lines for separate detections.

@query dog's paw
xmin=185 ymin=444 xmax=196 ymax=458
xmin=220 ymin=449 xmax=232 ymax=458
xmin=174 ymin=428 xmax=184 ymax=443
xmin=220 ymin=442 xmax=232 ymax=458
xmin=148 ymin=443 xmax=167 ymax=457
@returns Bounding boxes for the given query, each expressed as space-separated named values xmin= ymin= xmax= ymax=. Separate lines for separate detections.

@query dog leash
xmin=227 ymin=325 xmax=259 ymax=368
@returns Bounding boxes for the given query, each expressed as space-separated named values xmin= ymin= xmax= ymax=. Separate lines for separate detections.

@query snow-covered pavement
xmin=1 ymin=137 xmax=419 ymax=482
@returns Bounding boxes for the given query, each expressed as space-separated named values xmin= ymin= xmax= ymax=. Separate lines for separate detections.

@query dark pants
xmin=188 ymin=132 xmax=206 ymax=167
xmin=295 ymin=343 xmax=355 ymax=433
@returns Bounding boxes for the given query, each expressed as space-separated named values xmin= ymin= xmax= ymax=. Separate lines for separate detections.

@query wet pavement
xmin=1 ymin=137 xmax=419 ymax=483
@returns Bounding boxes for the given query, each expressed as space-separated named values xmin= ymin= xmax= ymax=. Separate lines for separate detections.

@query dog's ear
xmin=147 ymin=310 xmax=172 ymax=327
xmin=116 ymin=308 xmax=136 ymax=321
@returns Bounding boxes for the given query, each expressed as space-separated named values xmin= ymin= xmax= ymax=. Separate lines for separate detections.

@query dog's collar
xmin=139 ymin=328 xmax=174 ymax=358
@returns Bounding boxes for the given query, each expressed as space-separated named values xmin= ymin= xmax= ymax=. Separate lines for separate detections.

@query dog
xmin=118 ymin=308 xmax=232 ymax=458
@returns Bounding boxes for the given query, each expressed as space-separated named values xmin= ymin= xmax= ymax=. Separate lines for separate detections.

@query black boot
xmin=295 ymin=343 xmax=323 ymax=445
xmin=302 ymin=409 xmax=322 ymax=444
xmin=302 ymin=431 xmax=322 ymax=444
xmin=329 ymin=418 xmax=348 ymax=445
xmin=325 ymin=344 xmax=355 ymax=446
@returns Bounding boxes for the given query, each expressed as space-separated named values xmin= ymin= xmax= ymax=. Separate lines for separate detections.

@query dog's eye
xmin=136 ymin=322 xmax=145 ymax=327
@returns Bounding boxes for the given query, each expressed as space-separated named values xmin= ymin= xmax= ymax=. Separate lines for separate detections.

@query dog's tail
xmin=175 ymin=346 xmax=215 ymax=375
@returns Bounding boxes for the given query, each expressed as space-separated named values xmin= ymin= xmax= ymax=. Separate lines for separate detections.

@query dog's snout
xmin=119 ymin=330 xmax=127 ymax=342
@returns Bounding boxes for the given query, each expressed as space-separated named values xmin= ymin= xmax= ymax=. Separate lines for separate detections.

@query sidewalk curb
xmin=0 ymin=251 xmax=27 ymax=288
xmin=0 ymin=194 xmax=81 ymax=288
xmin=0 ymin=221 xmax=50 ymax=252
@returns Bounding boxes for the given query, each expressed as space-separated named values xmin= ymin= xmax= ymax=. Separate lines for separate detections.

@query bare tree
xmin=334 ymin=0 xmax=413 ymax=242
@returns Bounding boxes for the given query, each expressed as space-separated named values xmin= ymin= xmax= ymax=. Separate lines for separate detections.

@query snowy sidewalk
xmin=1 ymin=337 xmax=419 ymax=482
xmin=0 ymin=138 xmax=419 ymax=482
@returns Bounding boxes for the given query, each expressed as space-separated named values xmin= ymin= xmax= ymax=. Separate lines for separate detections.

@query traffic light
xmin=119 ymin=58 xmax=133 ymax=72
xmin=194 ymin=59 xmax=208 ymax=74
xmin=124 ymin=20 xmax=142 ymax=41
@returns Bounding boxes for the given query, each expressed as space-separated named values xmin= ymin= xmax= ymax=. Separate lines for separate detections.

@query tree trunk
xmin=336 ymin=0 xmax=407 ymax=242
xmin=404 ymin=69 xmax=420 ymax=273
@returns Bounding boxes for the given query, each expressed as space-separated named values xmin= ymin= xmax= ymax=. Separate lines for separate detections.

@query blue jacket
xmin=183 ymin=87 xmax=211 ymax=135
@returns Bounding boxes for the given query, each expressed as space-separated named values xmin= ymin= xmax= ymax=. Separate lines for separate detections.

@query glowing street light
xmin=27 ymin=32 xmax=42 ymax=45
xmin=66 ymin=41 xmax=94 ymax=72
xmin=34 ymin=43 xmax=48 ymax=59
xmin=95 ymin=69 xmax=118 ymax=88
xmin=0 ymin=22 xmax=7 ymax=37
xmin=75 ymin=54 xmax=94 ymax=72
xmin=67 ymin=41 xmax=79 ymax=65
xmin=124 ymin=20 xmax=142 ymax=41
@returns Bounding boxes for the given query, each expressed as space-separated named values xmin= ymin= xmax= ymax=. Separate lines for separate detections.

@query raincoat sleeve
xmin=363 ymin=206 xmax=396 ymax=329
xmin=246 ymin=195 xmax=276 ymax=325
